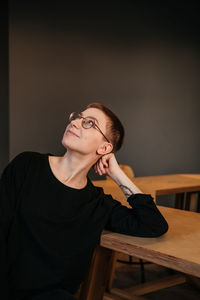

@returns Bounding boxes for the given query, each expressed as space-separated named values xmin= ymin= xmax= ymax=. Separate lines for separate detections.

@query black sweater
xmin=0 ymin=151 xmax=168 ymax=299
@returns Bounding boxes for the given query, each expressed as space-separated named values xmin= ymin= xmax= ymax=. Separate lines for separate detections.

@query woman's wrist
xmin=110 ymin=169 xmax=143 ymax=197
xmin=108 ymin=167 xmax=124 ymax=183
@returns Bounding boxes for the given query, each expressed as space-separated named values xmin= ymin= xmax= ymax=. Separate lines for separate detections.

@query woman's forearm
xmin=110 ymin=169 xmax=143 ymax=198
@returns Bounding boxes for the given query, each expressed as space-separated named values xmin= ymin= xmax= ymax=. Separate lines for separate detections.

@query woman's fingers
xmin=101 ymin=156 xmax=109 ymax=168
xmin=95 ymin=158 xmax=107 ymax=175
xmin=94 ymin=155 xmax=113 ymax=175
xmin=96 ymin=162 xmax=103 ymax=175
xmin=98 ymin=159 xmax=106 ymax=174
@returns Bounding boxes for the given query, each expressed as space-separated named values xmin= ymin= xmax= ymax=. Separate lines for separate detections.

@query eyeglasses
xmin=69 ymin=112 xmax=111 ymax=143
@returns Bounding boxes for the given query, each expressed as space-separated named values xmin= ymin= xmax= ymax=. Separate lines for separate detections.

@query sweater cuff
xmin=127 ymin=193 xmax=154 ymax=207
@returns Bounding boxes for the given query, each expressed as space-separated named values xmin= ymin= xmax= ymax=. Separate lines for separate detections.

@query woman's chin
xmin=62 ymin=140 xmax=80 ymax=152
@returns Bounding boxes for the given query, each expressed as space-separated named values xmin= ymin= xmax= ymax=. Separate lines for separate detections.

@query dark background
xmin=1 ymin=2 xmax=200 ymax=193
xmin=0 ymin=1 xmax=9 ymax=173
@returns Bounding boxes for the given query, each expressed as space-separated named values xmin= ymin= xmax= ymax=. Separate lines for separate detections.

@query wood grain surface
xmin=93 ymin=173 xmax=200 ymax=202
xmin=101 ymin=206 xmax=200 ymax=277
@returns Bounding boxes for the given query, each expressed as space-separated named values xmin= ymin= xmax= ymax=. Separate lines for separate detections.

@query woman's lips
xmin=66 ymin=130 xmax=79 ymax=137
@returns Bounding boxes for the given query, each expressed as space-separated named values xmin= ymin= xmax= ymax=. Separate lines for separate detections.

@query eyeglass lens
xmin=69 ymin=112 xmax=94 ymax=129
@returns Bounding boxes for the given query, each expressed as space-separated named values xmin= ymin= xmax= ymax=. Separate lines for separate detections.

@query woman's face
xmin=62 ymin=108 xmax=112 ymax=155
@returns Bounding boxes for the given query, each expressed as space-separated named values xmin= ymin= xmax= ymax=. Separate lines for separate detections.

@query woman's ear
xmin=96 ymin=142 xmax=113 ymax=155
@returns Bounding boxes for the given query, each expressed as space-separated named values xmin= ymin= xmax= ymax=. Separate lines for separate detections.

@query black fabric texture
xmin=0 ymin=151 xmax=168 ymax=300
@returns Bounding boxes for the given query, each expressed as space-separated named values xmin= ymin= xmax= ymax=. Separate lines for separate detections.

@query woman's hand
xmin=94 ymin=153 xmax=143 ymax=195
xmin=93 ymin=153 xmax=122 ymax=179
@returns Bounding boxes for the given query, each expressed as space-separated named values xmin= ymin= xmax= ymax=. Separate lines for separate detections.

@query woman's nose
xmin=71 ymin=118 xmax=81 ymax=128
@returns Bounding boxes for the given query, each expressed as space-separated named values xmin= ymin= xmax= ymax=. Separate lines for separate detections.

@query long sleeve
xmin=0 ymin=163 xmax=16 ymax=299
xmin=105 ymin=193 xmax=168 ymax=237
xmin=0 ymin=152 xmax=29 ymax=299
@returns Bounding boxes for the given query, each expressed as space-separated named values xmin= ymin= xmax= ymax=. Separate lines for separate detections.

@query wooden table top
xmin=133 ymin=173 xmax=200 ymax=196
xmin=100 ymin=206 xmax=200 ymax=278
xmin=93 ymin=173 xmax=200 ymax=201
xmin=92 ymin=175 xmax=200 ymax=277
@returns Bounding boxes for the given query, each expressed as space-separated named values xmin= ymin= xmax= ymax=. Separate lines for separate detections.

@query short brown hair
xmin=86 ymin=103 xmax=125 ymax=153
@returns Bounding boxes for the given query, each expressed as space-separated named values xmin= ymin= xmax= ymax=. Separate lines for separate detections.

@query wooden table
xmin=79 ymin=175 xmax=200 ymax=300
xmin=133 ymin=173 xmax=200 ymax=198
xmin=93 ymin=174 xmax=200 ymax=209
xmin=80 ymin=206 xmax=200 ymax=300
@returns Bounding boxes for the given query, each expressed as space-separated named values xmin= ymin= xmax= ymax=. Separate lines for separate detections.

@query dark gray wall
xmin=9 ymin=3 xmax=200 ymax=179
xmin=0 ymin=3 xmax=9 ymax=175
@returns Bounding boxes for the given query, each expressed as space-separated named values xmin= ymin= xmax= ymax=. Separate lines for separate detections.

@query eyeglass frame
xmin=69 ymin=112 xmax=111 ymax=144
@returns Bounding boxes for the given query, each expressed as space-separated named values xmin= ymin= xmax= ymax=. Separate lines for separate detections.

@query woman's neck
xmin=50 ymin=150 xmax=98 ymax=188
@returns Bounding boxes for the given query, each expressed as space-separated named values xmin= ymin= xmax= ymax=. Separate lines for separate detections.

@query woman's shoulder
xmin=11 ymin=151 xmax=46 ymax=163
xmin=7 ymin=151 xmax=50 ymax=173
xmin=1 ymin=151 xmax=43 ymax=179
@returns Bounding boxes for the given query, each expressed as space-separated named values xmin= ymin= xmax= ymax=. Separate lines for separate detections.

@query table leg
xmin=185 ymin=192 xmax=191 ymax=210
xmin=197 ymin=192 xmax=200 ymax=212
xmin=79 ymin=246 xmax=115 ymax=300
xmin=175 ymin=193 xmax=184 ymax=209
xmin=185 ymin=192 xmax=199 ymax=211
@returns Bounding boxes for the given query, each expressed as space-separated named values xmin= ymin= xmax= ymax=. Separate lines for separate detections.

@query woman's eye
xmin=88 ymin=120 xmax=94 ymax=126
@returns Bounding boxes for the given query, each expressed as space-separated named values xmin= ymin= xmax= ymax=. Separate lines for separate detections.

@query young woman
xmin=0 ymin=103 xmax=168 ymax=300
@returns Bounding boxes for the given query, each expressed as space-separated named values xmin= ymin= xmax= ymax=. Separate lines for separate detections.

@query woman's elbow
xmin=152 ymin=219 xmax=169 ymax=237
